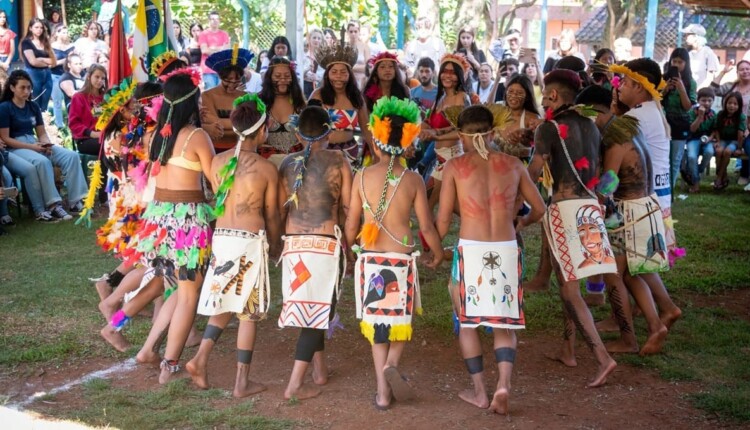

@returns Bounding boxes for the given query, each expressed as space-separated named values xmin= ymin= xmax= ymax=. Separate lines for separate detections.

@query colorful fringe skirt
xmin=96 ymin=178 xmax=146 ymax=259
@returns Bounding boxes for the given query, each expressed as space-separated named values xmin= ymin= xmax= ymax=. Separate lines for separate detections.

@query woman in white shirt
xmin=73 ymin=20 xmax=109 ymax=69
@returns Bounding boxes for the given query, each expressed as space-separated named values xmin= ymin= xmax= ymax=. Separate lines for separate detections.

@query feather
xmin=130 ymin=160 xmax=149 ymax=192
xmin=558 ymin=124 xmax=569 ymax=139
xmin=400 ymin=123 xmax=421 ymax=149
xmin=602 ymin=115 xmax=640 ymax=148
xmin=75 ymin=161 xmax=104 ymax=228
xmin=370 ymin=116 xmax=392 ymax=145
xmin=485 ymin=104 xmax=513 ymax=130
xmin=574 ymin=157 xmax=590 ymax=170
xmin=586 ymin=176 xmax=600 ymax=190
xmin=442 ymin=105 xmax=463 ymax=128
xmin=357 ymin=222 xmax=380 ymax=248
xmin=545 ymin=108 xmax=554 ymax=121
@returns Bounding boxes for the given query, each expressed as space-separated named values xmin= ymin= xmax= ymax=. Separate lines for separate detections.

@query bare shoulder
xmin=309 ymin=89 xmax=322 ymax=101
xmin=257 ymin=156 xmax=280 ymax=178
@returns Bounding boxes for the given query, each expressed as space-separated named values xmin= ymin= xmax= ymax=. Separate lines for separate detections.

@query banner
xmin=108 ymin=0 xmax=132 ymax=86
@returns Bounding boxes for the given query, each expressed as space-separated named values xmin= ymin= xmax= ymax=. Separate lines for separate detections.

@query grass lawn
xmin=1 ymin=181 xmax=749 ymax=426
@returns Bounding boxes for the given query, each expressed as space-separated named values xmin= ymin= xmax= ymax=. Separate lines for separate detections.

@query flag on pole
xmin=108 ymin=0 xmax=132 ymax=86
xmin=131 ymin=0 xmax=178 ymax=82
xmin=131 ymin=0 xmax=149 ymax=82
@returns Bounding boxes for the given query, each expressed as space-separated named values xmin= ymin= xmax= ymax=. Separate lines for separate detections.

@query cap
xmin=680 ymin=23 xmax=706 ymax=36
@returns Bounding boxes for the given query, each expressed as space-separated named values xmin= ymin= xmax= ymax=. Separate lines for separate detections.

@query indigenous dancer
xmin=128 ymin=68 xmax=215 ymax=383
xmin=257 ymin=56 xmax=306 ymax=166
xmin=527 ymin=69 xmax=618 ymax=387
xmin=277 ymin=106 xmax=352 ymax=400
xmin=310 ymin=44 xmax=373 ymax=168
xmin=345 ymin=97 xmax=442 ymax=410
xmin=611 ymin=58 xmax=682 ymax=330
xmin=436 ymin=105 xmax=545 ymax=414
xmin=419 ymin=53 xmax=473 ymax=211
xmin=362 ymin=52 xmax=410 ymax=113
xmin=186 ymin=94 xmax=280 ymax=397
xmin=201 ymin=45 xmax=255 ymax=152
xmin=576 ymin=85 xmax=670 ymax=355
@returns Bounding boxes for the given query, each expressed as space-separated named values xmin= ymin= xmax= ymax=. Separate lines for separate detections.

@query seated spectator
xmin=685 ymin=87 xmax=717 ymax=192
xmin=0 ymin=143 xmax=15 ymax=230
xmin=712 ymin=91 xmax=746 ymax=190
xmin=59 ymin=52 xmax=85 ymax=109
xmin=0 ymin=70 xmax=88 ymax=221
xmin=68 ymin=64 xmax=107 ymax=155
xmin=711 ymin=60 xmax=750 ymax=188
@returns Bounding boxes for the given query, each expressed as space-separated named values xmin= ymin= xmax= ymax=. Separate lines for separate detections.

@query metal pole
xmin=644 ymin=0 xmax=659 ymax=57
xmin=240 ymin=0 xmax=249 ymax=49
xmin=677 ymin=9 xmax=683 ymax=48
xmin=540 ymin=0 xmax=548 ymax=63
xmin=286 ymin=0 xmax=304 ymax=82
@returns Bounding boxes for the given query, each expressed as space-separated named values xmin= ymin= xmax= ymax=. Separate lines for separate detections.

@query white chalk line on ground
xmin=7 ymin=358 xmax=136 ymax=410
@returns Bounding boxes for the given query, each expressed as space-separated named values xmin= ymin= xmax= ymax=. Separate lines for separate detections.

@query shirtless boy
xmin=527 ymin=70 xmax=617 ymax=387
xmin=186 ymin=94 xmax=280 ymax=397
xmin=436 ymin=105 xmax=545 ymax=414
xmin=345 ymin=97 xmax=443 ymax=410
xmin=277 ymin=106 xmax=353 ymax=400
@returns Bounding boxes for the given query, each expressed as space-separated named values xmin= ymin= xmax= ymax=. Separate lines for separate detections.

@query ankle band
xmin=464 ymin=356 xmax=484 ymax=374
xmin=586 ymin=281 xmax=606 ymax=294
xmin=160 ymin=359 xmax=180 ymax=373
xmin=237 ymin=349 xmax=253 ymax=364
xmin=494 ymin=347 xmax=516 ymax=363
xmin=110 ymin=310 xmax=130 ymax=331
xmin=108 ymin=270 xmax=125 ymax=288
xmin=203 ymin=325 xmax=224 ymax=342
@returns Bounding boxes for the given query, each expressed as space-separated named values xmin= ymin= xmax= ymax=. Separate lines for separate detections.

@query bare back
xmin=154 ymin=126 xmax=214 ymax=191
xmin=210 ymin=150 xmax=278 ymax=232
xmin=441 ymin=151 xmax=528 ymax=242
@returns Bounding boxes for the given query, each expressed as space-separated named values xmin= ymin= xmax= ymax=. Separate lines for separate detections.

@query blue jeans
xmin=686 ymin=139 xmax=714 ymax=183
xmin=5 ymin=135 xmax=88 ymax=214
xmin=51 ymin=74 xmax=65 ymax=128
xmin=669 ymin=139 xmax=686 ymax=189
xmin=1 ymin=156 xmax=11 ymax=217
xmin=203 ymin=73 xmax=219 ymax=90
xmin=26 ymin=67 xmax=53 ymax=113
xmin=741 ymin=136 xmax=750 ymax=179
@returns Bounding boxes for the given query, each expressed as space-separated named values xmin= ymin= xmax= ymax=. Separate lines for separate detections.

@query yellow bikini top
xmin=167 ymin=127 xmax=202 ymax=172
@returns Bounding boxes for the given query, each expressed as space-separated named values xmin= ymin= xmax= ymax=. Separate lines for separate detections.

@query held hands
xmin=419 ymin=128 xmax=437 ymax=141
xmin=421 ymin=250 xmax=442 ymax=269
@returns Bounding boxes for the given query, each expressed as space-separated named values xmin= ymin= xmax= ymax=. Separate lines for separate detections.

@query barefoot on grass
xmin=100 ymin=327 xmax=130 ymax=352
xmin=639 ymin=326 xmax=668 ymax=356
xmin=595 ymin=316 xmax=619 ymax=333
xmin=458 ymin=388 xmax=489 ymax=409
xmin=488 ymin=388 xmax=509 ymax=415
xmin=95 ymin=279 xmax=112 ymax=302
xmin=186 ymin=359 xmax=209 ymax=389
xmin=660 ymin=307 xmax=682 ymax=330
xmin=587 ymin=358 xmax=617 ymax=388
xmin=544 ymin=350 xmax=577 ymax=367
xmin=524 ymin=276 xmax=550 ymax=293
xmin=605 ymin=339 xmax=639 ymax=354
xmin=234 ymin=380 xmax=266 ymax=398
xmin=284 ymin=383 xmax=321 ymax=401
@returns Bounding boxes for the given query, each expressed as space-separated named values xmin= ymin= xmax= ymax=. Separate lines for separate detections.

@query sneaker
xmin=0 ymin=215 xmax=13 ymax=226
xmin=50 ymin=205 xmax=73 ymax=220
xmin=745 ymin=183 xmax=750 ymax=192
xmin=69 ymin=200 xmax=84 ymax=214
xmin=35 ymin=211 xmax=59 ymax=223
xmin=738 ymin=177 xmax=749 ymax=186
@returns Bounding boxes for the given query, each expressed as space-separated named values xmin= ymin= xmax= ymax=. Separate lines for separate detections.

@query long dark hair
xmin=173 ymin=20 xmax=185 ymax=47
xmin=362 ymin=60 xmax=409 ymax=112
xmin=1 ymin=70 xmax=32 ymax=103
xmin=505 ymin=74 xmax=541 ymax=117
xmin=149 ymin=74 xmax=201 ymax=163
xmin=455 ymin=28 xmax=481 ymax=60
xmin=24 ymin=18 xmax=52 ymax=49
xmin=667 ymin=48 xmax=693 ymax=96
xmin=432 ymin=60 xmax=467 ymax=112
xmin=319 ymin=64 xmax=363 ymax=110
xmin=269 ymin=36 xmax=293 ymax=58
xmin=716 ymin=91 xmax=743 ymax=127
xmin=258 ymin=56 xmax=306 ymax=112
xmin=0 ymin=10 xmax=9 ymax=30
xmin=255 ymin=50 xmax=267 ymax=73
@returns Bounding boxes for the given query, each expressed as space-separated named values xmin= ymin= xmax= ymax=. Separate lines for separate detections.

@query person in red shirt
xmin=68 ymin=64 xmax=107 ymax=155
xmin=197 ymin=11 xmax=230 ymax=90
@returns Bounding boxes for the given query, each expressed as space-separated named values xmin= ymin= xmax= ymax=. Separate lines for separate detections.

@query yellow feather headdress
xmin=609 ymin=63 xmax=667 ymax=102
xmin=96 ymin=78 xmax=137 ymax=132
xmin=149 ymin=50 xmax=179 ymax=78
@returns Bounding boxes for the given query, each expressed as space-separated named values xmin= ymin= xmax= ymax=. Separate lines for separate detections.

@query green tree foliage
xmin=43 ymin=0 xmax=96 ymax=39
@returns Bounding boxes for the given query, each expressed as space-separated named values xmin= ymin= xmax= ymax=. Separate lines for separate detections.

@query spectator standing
xmin=186 ymin=23 xmax=203 ymax=66
xmin=59 ymin=52 xmax=85 ymax=108
xmin=473 ymin=63 xmax=495 ymax=104
xmin=256 ymin=50 xmax=269 ymax=77
xmin=198 ymin=11 xmax=230 ymax=90
xmin=51 ymin=26 xmax=75 ymax=129
xmin=323 ymin=28 xmax=337 ymax=47
xmin=173 ymin=20 xmax=189 ymax=54
xmin=345 ymin=21 xmax=369 ymax=88
xmin=74 ymin=20 xmax=109 ymax=69
xmin=711 ymin=60 xmax=750 ymax=188
xmin=491 ymin=57 xmax=519 ymax=103
xmin=68 ymin=64 xmax=107 ymax=156
xmin=269 ymin=36 xmax=293 ymax=59
xmin=661 ymin=48 xmax=697 ymax=191
xmin=543 ymin=29 xmax=584 ymax=73
xmin=0 ymin=10 xmax=16 ymax=73
xmin=403 ymin=16 xmax=446 ymax=76
xmin=681 ymin=24 xmax=719 ymax=90
xmin=613 ymin=37 xmax=633 ymax=63
xmin=46 ymin=8 xmax=64 ymax=36
xmin=410 ymin=57 xmax=437 ymax=111
xmin=521 ymin=60 xmax=544 ymax=106
xmin=21 ymin=18 xmax=57 ymax=113
xmin=303 ymin=29 xmax=324 ymax=98
xmin=590 ymin=48 xmax=616 ymax=90
xmin=455 ymin=27 xmax=486 ymax=83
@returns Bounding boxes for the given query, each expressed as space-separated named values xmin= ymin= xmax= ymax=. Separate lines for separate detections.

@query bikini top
xmin=359 ymin=167 xmax=414 ymax=248
xmin=268 ymin=112 xmax=289 ymax=133
xmin=426 ymin=111 xmax=451 ymax=129
xmin=327 ymin=108 xmax=359 ymax=131
xmin=167 ymin=128 xmax=203 ymax=172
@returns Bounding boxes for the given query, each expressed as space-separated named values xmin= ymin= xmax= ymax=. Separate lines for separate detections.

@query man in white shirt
xmin=473 ymin=63 xmax=495 ymax=104
xmin=403 ymin=16 xmax=446 ymax=76
xmin=681 ymin=24 xmax=719 ymax=89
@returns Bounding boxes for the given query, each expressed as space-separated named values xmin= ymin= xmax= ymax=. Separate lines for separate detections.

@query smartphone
xmin=518 ymin=48 xmax=537 ymax=64
xmin=665 ymin=66 xmax=679 ymax=80
xmin=41 ymin=143 xmax=54 ymax=148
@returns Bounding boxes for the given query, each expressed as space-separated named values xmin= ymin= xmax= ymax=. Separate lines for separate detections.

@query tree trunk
xmin=497 ymin=0 xmax=537 ymax=36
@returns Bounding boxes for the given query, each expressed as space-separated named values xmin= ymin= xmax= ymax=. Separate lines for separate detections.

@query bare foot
xmin=524 ymin=275 xmax=550 ymax=292
xmin=587 ymin=358 xmax=617 ymax=388
xmin=488 ymin=388 xmax=509 ymax=415
xmin=159 ymin=366 xmax=180 ymax=385
xmin=100 ymin=326 xmax=130 ymax=352
xmin=639 ymin=325 xmax=668 ymax=356
xmin=384 ymin=367 xmax=415 ymax=401
xmin=660 ymin=307 xmax=682 ymax=330
xmin=98 ymin=299 xmax=118 ymax=323
xmin=186 ymin=358 xmax=209 ymax=389
xmin=584 ymin=293 xmax=605 ymax=307
xmin=185 ymin=328 xmax=202 ymax=348
xmin=284 ymin=383 xmax=321 ymax=400
xmin=136 ymin=348 xmax=161 ymax=366
xmin=595 ymin=316 xmax=619 ymax=333
xmin=544 ymin=350 xmax=577 ymax=367
xmin=605 ymin=339 xmax=639 ymax=354
xmin=95 ymin=279 xmax=112 ymax=302
xmin=234 ymin=380 xmax=266 ymax=398
xmin=458 ymin=388 xmax=489 ymax=409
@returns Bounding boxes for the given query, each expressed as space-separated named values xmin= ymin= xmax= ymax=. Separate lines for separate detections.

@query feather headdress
xmin=440 ymin=53 xmax=470 ymax=74
xmin=206 ymin=44 xmax=255 ymax=74
xmin=609 ymin=63 xmax=666 ymax=102
xmin=95 ymin=78 xmax=137 ymax=132
xmin=149 ymin=50 xmax=180 ymax=78
xmin=315 ymin=43 xmax=358 ymax=70
xmin=367 ymin=51 xmax=399 ymax=69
